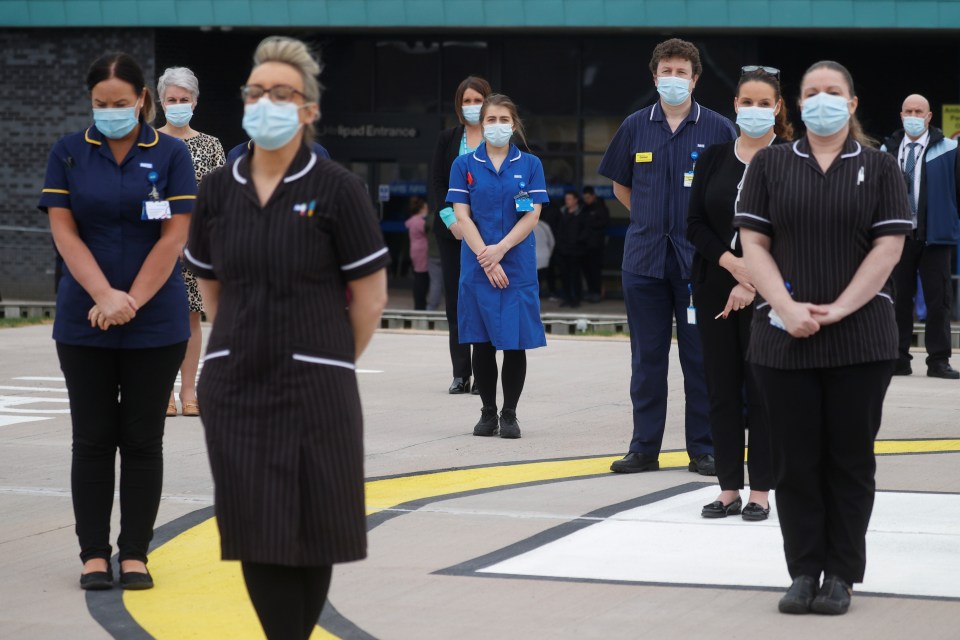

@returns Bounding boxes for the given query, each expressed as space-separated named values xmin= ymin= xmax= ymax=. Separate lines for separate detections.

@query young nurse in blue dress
xmin=447 ymin=94 xmax=549 ymax=439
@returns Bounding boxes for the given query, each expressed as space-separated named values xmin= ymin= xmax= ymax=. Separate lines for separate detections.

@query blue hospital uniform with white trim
xmin=38 ymin=125 xmax=197 ymax=348
xmin=446 ymin=144 xmax=549 ymax=350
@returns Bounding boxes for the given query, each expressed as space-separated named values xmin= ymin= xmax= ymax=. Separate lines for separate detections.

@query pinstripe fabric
xmin=734 ymin=136 xmax=913 ymax=370
xmin=598 ymin=101 xmax=737 ymax=279
xmin=185 ymin=144 xmax=390 ymax=565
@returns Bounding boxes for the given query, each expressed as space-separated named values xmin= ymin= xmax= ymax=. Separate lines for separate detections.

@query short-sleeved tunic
xmin=446 ymin=144 xmax=549 ymax=350
xmin=185 ymin=144 xmax=390 ymax=566
xmin=733 ymin=137 xmax=913 ymax=370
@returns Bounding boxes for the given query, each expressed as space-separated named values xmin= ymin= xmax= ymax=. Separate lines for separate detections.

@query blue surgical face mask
xmin=801 ymin=92 xmax=851 ymax=137
xmin=165 ymin=103 xmax=194 ymax=127
xmin=656 ymin=76 xmax=691 ymax=106
xmin=903 ymin=116 xmax=927 ymax=138
xmin=462 ymin=104 xmax=481 ymax=125
xmin=483 ymin=123 xmax=514 ymax=148
xmin=93 ymin=103 xmax=140 ymax=139
xmin=736 ymin=106 xmax=776 ymax=138
xmin=242 ymin=97 xmax=303 ymax=150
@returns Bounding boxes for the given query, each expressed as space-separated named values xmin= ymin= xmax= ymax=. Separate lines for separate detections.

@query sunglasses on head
xmin=741 ymin=65 xmax=781 ymax=80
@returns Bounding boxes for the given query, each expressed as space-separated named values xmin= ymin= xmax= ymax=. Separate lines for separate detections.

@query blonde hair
xmin=479 ymin=94 xmax=529 ymax=150
xmin=252 ymin=36 xmax=324 ymax=142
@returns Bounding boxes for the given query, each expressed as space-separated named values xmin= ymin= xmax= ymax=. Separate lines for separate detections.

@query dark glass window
xmin=441 ymin=41 xmax=490 ymax=115
xmin=374 ymin=40 xmax=440 ymax=113
xmin=501 ymin=38 xmax=577 ymax=116
xmin=319 ymin=39 xmax=374 ymax=114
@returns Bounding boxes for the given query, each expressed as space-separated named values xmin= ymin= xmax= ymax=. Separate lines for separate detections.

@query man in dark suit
xmin=881 ymin=94 xmax=960 ymax=379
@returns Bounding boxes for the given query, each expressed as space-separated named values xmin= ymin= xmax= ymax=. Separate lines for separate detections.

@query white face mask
xmin=462 ymin=104 xmax=481 ymax=125
xmin=483 ymin=123 xmax=514 ymax=147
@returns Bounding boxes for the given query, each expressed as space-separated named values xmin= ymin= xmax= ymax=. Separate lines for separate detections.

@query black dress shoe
xmin=473 ymin=406 xmax=499 ymax=436
xmin=79 ymin=569 xmax=114 ymax=590
xmin=449 ymin=377 xmax=470 ymax=394
xmin=120 ymin=569 xmax=154 ymax=590
xmin=778 ymin=575 xmax=819 ymax=614
xmin=810 ymin=575 xmax=852 ymax=615
xmin=741 ymin=502 xmax=771 ymax=521
xmin=610 ymin=452 xmax=659 ymax=473
xmin=893 ymin=360 xmax=912 ymax=376
xmin=499 ymin=408 xmax=521 ymax=439
xmin=688 ymin=453 xmax=716 ymax=476
xmin=701 ymin=496 xmax=742 ymax=518
xmin=927 ymin=363 xmax=960 ymax=379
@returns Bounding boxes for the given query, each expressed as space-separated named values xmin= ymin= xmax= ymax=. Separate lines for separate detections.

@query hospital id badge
xmin=142 ymin=200 xmax=172 ymax=220
xmin=514 ymin=181 xmax=534 ymax=212
xmin=683 ymin=171 xmax=694 ymax=188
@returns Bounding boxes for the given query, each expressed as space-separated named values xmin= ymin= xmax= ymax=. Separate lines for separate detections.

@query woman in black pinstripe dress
xmin=185 ymin=37 xmax=388 ymax=640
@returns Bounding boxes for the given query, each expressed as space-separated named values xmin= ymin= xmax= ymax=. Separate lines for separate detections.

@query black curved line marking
xmin=319 ymin=603 xmax=378 ymax=640
xmin=434 ymin=482 xmax=711 ymax=576
xmin=85 ymin=507 xmax=217 ymax=639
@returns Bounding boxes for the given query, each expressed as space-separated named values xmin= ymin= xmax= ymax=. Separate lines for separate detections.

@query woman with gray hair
xmin=157 ymin=66 xmax=225 ymax=418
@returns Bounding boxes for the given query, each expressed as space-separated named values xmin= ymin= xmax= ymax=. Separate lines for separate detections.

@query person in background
xmin=186 ymin=37 xmax=388 ymax=640
xmin=581 ymin=186 xmax=609 ymax=302
xmin=430 ymin=75 xmax=493 ymax=395
xmin=424 ymin=212 xmax=444 ymax=311
xmin=405 ymin=196 xmax=430 ymax=310
xmin=533 ymin=216 xmax=556 ymax=294
xmin=687 ymin=66 xmax=791 ymax=522
xmin=156 ymin=66 xmax=226 ymax=417
xmin=880 ymin=93 xmax=960 ymax=380
xmin=598 ymin=38 xmax=736 ymax=475
xmin=448 ymin=94 xmax=549 ymax=439
xmin=737 ymin=60 xmax=911 ymax=616
xmin=556 ymin=190 xmax=588 ymax=308
xmin=39 ymin=51 xmax=196 ymax=590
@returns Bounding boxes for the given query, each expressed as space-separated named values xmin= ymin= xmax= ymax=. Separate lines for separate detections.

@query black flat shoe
xmin=741 ymin=502 xmax=770 ymax=521
xmin=610 ymin=452 xmax=659 ymax=473
xmin=893 ymin=360 xmax=912 ymax=376
xmin=120 ymin=569 xmax=154 ymax=590
xmin=811 ymin=575 xmax=852 ymax=615
xmin=471 ymin=382 xmax=481 ymax=395
xmin=688 ymin=453 xmax=716 ymax=476
xmin=778 ymin=575 xmax=818 ymax=614
xmin=927 ymin=363 xmax=960 ymax=379
xmin=448 ymin=377 xmax=470 ymax=394
xmin=79 ymin=570 xmax=114 ymax=590
xmin=473 ymin=406 xmax=499 ymax=437
xmin=701 ymin=496 xmax=742 ymax=518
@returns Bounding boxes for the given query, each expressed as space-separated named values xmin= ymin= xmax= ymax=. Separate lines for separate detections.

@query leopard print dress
xmin=182 ymin=133 xmax=226 ymax=312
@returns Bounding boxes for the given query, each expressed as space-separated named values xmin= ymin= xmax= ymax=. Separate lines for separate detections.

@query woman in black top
xmin=688 ymin=68 xmax=793 ymax=522
xmin=429 ymin=75 xmax=492 ymax=394
xmin=735 ymin=61 xmax=912 ymax=616
xmin=186 ymin=37 xmax=388 ymax=640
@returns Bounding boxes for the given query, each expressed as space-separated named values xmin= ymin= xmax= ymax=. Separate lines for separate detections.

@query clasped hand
xmin=719 ymin=253 xmax=756 ymax=293
xmin=88 ymin=289 xmax=138 ymax=330
xmin=778 ymin=300 xmax=846 ymax=338
xmin=477 ymin=243 xmax=506 ymax=270
xmin=484 ymin=264 xmax=509 ymax=289
xmin=719 ymin=284 xmax=756 ymax=319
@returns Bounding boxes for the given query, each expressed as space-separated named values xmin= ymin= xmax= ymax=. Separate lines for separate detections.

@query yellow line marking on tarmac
xmin=122 ymin=440 xmax=960 ymax=639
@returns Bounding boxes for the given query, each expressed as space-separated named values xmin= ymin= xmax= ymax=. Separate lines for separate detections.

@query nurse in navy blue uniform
xmin=38 ymin=52 xmax=197 ymax=591
xmin=447 ymin=94 xmax=549 ymax=439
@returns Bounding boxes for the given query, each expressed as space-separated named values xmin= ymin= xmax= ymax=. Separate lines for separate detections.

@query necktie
xmin=904 ymin=142 xmax=918 ymax=216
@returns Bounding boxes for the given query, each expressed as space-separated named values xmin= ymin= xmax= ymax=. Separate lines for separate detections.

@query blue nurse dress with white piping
xmin=446 ymin=143 xmax=549 ymax=350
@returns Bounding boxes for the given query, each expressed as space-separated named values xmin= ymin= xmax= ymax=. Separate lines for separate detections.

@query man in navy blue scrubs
xmin=598 ymin=38 xmax=736 ymax=475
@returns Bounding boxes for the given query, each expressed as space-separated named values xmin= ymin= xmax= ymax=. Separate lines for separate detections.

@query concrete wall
xmin=0 ymin=28 xmax=155 ymax=301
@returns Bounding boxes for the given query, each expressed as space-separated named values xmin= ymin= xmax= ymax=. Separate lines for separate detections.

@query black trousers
xmin=471 ymin=342 xmax=527 ymax=411
xmin=893 ymin=238 xmax=954 ymax=366
xmin=437 ymin=232 xmax=472 ymax=379
xmin=693 ymin=265 xmax=772 ymax=491
xmin=412 ymin=270 xmax=429 ymax=311
xmin=558 ymin=253 xmax=583 ymax=305
xmin=582 ymin=246 xmax=604 ymax=296
xmin=753 ymin=360 xmax=894 ymax=584
xmin=57 ymin=341 xmax=186 ymax=563
xmin=242 ymin=562 xmax=332 ymax=640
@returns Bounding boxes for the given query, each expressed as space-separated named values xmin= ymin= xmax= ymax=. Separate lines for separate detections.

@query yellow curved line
xmin=123 ymin=440 xmax=960 ymax=638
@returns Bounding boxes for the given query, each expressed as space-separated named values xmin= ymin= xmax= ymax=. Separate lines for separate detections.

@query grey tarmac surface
xmin=0 ymin=322 xmax=957 ymax=639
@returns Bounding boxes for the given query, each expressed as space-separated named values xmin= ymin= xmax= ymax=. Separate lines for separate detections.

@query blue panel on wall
xmin=175 ymin=0 xmax=215 ymax=24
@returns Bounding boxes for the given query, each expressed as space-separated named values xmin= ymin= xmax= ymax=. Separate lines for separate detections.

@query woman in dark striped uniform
xmin=735 ymin=61 xmax=912 ymax=616
xmin=185 ymin=37 xmax=388 ymax=640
